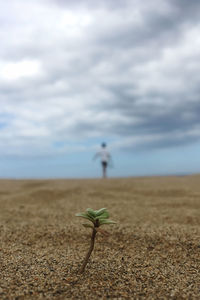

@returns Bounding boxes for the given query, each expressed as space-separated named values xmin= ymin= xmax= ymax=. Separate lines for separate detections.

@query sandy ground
xmin=0 ymin=175 xmax=200 ymax=299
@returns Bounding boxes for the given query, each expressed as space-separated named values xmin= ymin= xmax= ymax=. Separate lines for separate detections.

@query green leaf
xmin=76 ymin=212 xmax=88 ymax=218
xmin=99 ymin=219 xmax=116 ymax=226
xmin=76 ymin=208 xmax=116 ymax=228
xmin=95 ymin=211 xmax=109 ymax=220
xmin=95 ymin=208 xmax=107 ymax=216
xmin=82 ymin=223 xmax=94 ymax=229
xmin=86 ymin=208 xmax=96 ymax=218
xmin=75 ymin=213 xmax=94 ymax=223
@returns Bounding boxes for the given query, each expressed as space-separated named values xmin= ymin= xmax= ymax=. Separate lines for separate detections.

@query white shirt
xmin=96 ymin=149 xmax=110 ymax=163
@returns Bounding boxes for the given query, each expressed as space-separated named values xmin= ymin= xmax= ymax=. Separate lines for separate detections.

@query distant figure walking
xmin=93 ymin=143 xmax=112 ymax=178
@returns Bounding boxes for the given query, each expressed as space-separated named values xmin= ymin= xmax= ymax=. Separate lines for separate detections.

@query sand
xmin=0 ymin=175 xmax=199 ymax=299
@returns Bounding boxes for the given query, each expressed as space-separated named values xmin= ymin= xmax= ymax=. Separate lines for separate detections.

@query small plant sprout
xmin=76 ymin=208 xmax=116 ymax=273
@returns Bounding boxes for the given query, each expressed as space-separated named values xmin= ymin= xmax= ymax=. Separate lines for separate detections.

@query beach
xmin=0 ymin=175 xmax=199 ymax=299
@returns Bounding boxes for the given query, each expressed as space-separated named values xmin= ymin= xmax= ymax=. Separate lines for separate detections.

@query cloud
xmin=0 ymin=60 xmax=41 ymax=80
xmin=0 ymin=0 xmax=200 ymax=158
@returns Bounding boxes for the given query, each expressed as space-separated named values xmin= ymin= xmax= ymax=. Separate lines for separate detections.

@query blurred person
xmin=93 ymin=142 xmax=112 ymax=178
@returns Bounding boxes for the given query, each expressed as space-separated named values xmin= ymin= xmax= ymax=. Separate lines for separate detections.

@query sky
xmin=1 ymin=0 xmax=200 ymax=178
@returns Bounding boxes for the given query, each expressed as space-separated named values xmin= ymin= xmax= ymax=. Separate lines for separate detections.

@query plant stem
xmin=79 ymin=227 xmax=97 ymax=274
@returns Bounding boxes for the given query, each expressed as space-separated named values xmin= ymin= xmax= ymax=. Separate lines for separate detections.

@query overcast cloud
xmin=1 ymin=0 xmax=200 ymax=166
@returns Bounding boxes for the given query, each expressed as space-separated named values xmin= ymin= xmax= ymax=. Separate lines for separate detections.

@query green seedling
xmin=76 ymin=208 xmax=116 ymax=273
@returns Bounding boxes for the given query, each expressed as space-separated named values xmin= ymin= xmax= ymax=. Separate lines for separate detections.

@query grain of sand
xmin=0 ymin=176 xmax=200 ymax=299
